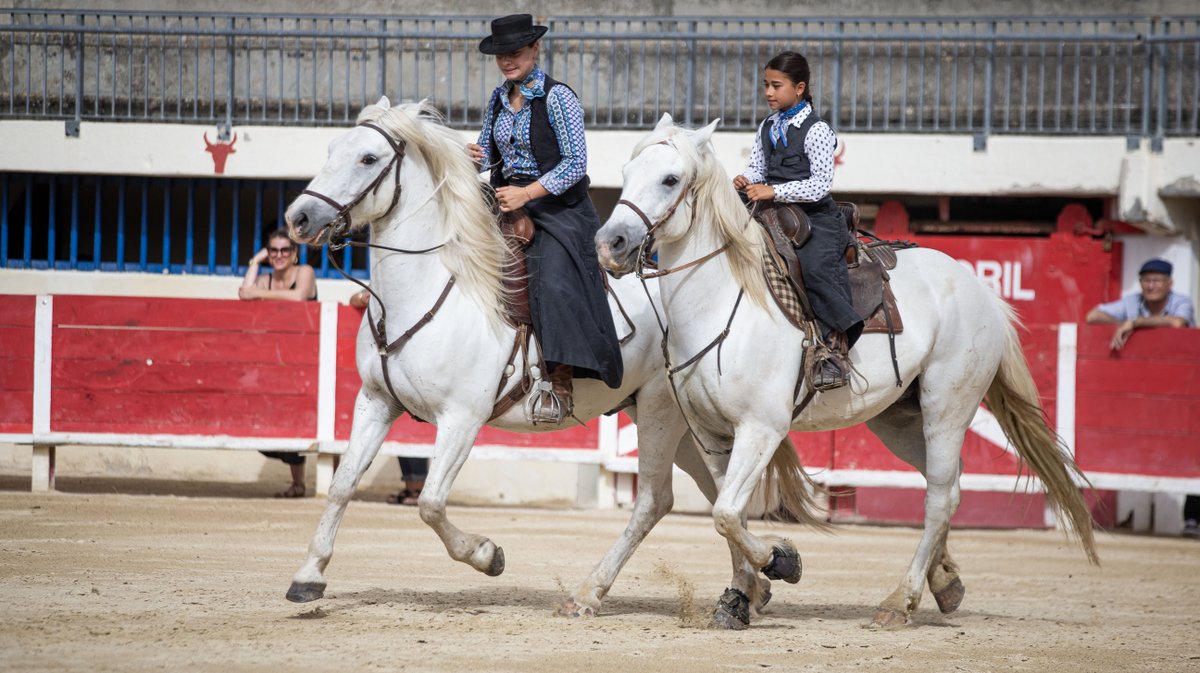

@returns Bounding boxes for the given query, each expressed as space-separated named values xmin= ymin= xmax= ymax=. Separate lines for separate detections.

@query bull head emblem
xmin=204 ymin=131 xmax=238 ymax=174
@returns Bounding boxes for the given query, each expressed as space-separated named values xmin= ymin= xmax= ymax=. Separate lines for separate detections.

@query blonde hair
xmin=355 ymin=100 xmax=512 ymax=332
xmin=631 ymin=125 xmax=769 ymax=310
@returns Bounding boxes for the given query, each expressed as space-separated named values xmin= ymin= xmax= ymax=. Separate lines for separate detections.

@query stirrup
xmin=528 ymin=380 xmax=570 ymax=424
xmin=812 ymin=357 xmax=849 ymax=392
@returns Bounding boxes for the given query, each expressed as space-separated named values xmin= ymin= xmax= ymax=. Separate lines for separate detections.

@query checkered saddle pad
xmin=761 ymin=242 xmax=808 ymax=329
xmin=760 ymin=239 xmax=908 ymax=335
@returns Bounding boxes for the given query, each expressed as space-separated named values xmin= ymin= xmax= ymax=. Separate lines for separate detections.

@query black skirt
xmin=523 ymin=192 xmax=624 ymax=388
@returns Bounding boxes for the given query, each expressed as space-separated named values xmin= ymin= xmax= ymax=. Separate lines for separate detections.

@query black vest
xmin=488 ymin=74 xmax=591 ymax=206
xmin=759 ymin=107 xmax=835 ymax=212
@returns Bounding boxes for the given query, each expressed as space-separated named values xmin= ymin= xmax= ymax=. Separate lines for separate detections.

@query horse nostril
xmin=294 ymin=212 xmax=309 ymax=232
xmin=612 ymin=235 xmax=626 ymax=254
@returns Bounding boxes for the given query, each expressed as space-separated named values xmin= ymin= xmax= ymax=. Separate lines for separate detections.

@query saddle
xmin=758 ymin=200 xmax=916 ymax=398
xmin=756 ymin=200 xmax=905 ymax=336
xmin=499 ymin=208 xmax=535 ymax=326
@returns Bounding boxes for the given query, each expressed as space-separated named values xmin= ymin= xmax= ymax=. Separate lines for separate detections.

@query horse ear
xmin=375 ymin=95 xmax=391 ymax=110
xmin=686 ymin=118 xmax=721 ymax=149
xmin=654 ymin=112 xmax=675 ymax=131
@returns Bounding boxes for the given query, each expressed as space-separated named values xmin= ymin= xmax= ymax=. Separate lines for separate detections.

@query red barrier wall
xmin=3 ymin=293 xmax=1194 ymax=528
xmin=0 ymin=295 xmax=35 ymax=433
xmin=50 ymin=296 xmax=320 ymax=437
xmin=1075 ymin=325 xmax=1200 ymax=478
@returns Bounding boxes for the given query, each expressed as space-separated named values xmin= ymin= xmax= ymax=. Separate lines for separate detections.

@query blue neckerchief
xmin=770 ymin=100 xmax=808 ymax=148
xmin=516 ymin=65 xmax=546 ymax=100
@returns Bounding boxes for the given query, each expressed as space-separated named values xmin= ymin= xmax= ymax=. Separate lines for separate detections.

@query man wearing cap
xmin=1086 ymin=258 xmax=1198 ymax=538
xmin=466 ymin=14 xmax=622 ymax=424
xmin=1086 ymin=258 xmax=1194 ymax=351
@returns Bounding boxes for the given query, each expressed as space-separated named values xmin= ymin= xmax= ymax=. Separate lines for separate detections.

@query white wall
xmin=3 ymin=119 xmax=1194 ymax=200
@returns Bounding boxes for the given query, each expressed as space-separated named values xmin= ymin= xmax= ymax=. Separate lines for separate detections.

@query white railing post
xmin=314 ymin=301 xmax=339 ymax=496
xmin=31 ymin=295 xmax=54 ymax=491
xmin=594 ymin=413 xmax=620 ymax=509
xmin=1047 ymin=322 xmax=1079 ymax=528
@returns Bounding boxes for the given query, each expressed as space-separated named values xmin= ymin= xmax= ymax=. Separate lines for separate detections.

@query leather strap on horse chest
xmin=366 ymin=276 xmax=455 ymax=411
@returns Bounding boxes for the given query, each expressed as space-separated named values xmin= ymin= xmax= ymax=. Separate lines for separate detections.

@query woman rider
xmin=468 ymin=14 xmax=623 ymax=423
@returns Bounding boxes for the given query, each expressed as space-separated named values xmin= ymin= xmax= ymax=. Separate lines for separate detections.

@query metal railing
xmin=2 ymin=12 xmax=1198 ymax=280
xmin=1 ymin=10 xmax=1197 ymax=146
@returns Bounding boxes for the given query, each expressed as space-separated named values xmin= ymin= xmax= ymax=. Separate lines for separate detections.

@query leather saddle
xmin=498 ymin=208 xmax=535 ymax=326
xmin=482 ymin=183 xmax=535 ymax=327
xmin=756 ymin=200 xmax=904 ymax=335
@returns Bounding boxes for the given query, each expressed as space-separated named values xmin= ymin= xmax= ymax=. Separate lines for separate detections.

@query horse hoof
xmin=557 ymin=598 xmax=596 ymax=618
xmin=761 ymin=542 xmax=802 ymax=584
xmin=286 ymin=581 xmax=326 ymax=603
xmin=708 ymin=588 xmax=750 ymax=630
xmin=933 ymin=577 xmax=966 ymax=614
xmin=867 ymin=608 xmax=908 ymax=630
xmin=756 ymin=586 xmax=773 ymax=611
xmin=484 ymin=545 xmax=505 ymax=577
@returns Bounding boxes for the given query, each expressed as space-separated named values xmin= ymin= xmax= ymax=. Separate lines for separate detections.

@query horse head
xmin=596 ymin=114 xmax=720 ymax=276
xmin=286 ymin=96 xmax=411 ymax=246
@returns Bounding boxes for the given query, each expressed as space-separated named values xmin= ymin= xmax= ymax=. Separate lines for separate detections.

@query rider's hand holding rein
xmin=466 ymin=142 xmax=485 ymax=168
xmin=742 ymin=183 xmax=776 ymax=202
xmin=495 ymin=182 xmax=548 ymax=213
xmin=732 ymin=174 xmax=774 ymax=201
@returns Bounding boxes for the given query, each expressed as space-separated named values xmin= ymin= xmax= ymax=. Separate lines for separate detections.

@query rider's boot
xmin=812 ymin=330 xmax=850 ymax=392
xmin=532 ymin=364 xmax=574 ymax=423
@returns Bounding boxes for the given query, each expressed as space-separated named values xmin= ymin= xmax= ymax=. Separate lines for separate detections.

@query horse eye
xmin=362 ymin=154 xmax=378 ymax=166
xmin=662 ymin=175 xmax=679 ymax=187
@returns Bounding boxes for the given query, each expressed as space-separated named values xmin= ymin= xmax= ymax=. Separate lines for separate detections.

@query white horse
xmin=281 ymin=99 xmax=813 ymax=618
xmin=595 ymin=114 xmax=1098 ymax=630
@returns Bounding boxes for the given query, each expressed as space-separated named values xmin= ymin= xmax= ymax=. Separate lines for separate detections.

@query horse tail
xmin=985 ymin=306 xmax=1099 ymax=565
xmin=758 ymin=436 xmax=831 ymax=531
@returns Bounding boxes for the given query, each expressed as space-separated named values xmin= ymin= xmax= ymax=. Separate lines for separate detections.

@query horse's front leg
xmin=707 ymin=423 xmax=794 ymax=629
xmin=560 ymin=392 xmax=688 ymax=617
xmin=287 ymin=389 xmax=396 ymax=602
xmin=417 ymin=416 xmax=504 ymax=576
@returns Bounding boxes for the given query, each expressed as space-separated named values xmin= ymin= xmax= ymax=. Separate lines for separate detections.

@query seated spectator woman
xmin=239 ymin=228 xmax=318 ymax=302
xmin=240 ymin=229 xmax=318 ymax=497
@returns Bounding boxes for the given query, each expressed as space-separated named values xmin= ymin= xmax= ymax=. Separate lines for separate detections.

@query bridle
xmin=614 ymin=142 xmax=730 ymax=281
xmin=301 ymin=120 xmax=408 ymax=245
xmin=300 ymin=118 xmax=452 ymax=414
xmin=614 ymin=144 xmax=744 ymax=456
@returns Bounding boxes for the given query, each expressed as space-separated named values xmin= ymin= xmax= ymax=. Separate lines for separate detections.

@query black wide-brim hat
xmin=478 ymin=14 xmax=548 ymax=55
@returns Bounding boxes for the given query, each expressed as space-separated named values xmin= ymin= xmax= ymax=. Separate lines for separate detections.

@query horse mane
xmin=632 ymin=125 xmax=770 ymax=310
xmin=356 ymin=100 xmax=511 ymax=333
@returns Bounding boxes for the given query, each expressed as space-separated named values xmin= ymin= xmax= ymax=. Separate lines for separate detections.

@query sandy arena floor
xmin=0 ymin=488 xmax=1197 ymax=673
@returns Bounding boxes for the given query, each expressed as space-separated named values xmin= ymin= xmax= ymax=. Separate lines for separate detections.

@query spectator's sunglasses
xmin=268 ymin=245 xmax=296 ymax=256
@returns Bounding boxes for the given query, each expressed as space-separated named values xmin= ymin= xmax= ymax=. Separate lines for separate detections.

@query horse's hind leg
xmin=864 ymin=377 xmax=973 ymax=628
xmin=560 ymin=389 xmax=689 ymax=617
xmin=288 ymin=389 xmax=396 ymax=603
